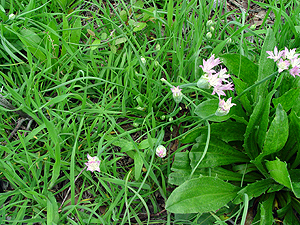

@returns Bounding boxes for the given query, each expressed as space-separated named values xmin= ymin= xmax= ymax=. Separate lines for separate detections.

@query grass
xmin=0 ymin=0 xmax=300 ymax=224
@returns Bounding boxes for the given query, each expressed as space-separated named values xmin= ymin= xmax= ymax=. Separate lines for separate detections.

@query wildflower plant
xmin=164 ymin=29 xmax=300 ymax=224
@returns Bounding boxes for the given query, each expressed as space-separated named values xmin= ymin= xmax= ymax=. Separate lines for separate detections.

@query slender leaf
xmin=255 ymin=28 xmax=276 ymax=101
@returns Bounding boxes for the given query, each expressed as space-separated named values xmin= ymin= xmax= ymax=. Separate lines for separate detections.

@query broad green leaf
xmin=115 ymin=37 xmax=127 ymax=45
xmin=138 ymin=138 xmax=157 ymax=149
xmin=170 ymin=152 xmax=190 ymax=173
xmin=280 ymin=111 xmax=300 ymax=163
xmin=283 ymin=208 xmax=300 ymax=225
xmin=190 ymin=138 xmax=249 ymax=168
xmin=260 ymin=193 xmax=275 ymax=225
xmin=257 ymin=90 xmax=276 ymax=149
xmin=233 ymin=178 xmax=273 ymax=204
xmin=272 ymin=88 xmax=300 ymax=112
xmin=47 ymin=20 xmax=60 ymax=57
xmin=289 ymin=169 xmax=300 ymax=198
xmin=57 ymin=0 xmax=68 ymax=10
xmin=255 ymin=28 xmax=276 ymax=101
xmin=101 ymin=33 xmax=108 ymax=40
xmin=244 ymin=90 xmax=275 ymax=160
xmin=70 ymin=18 xmax=81 ymax=47
xmin=169 ymin=152 xmax=259 ymax=186
xmin=0 ymin=7 xmax=8 ymax=21
xmin=243 ymin=96 xmax=264 ymax=159
xmin=19 ymin=29 xmax=46 ymax=61
xmin=262 ymin=104 xmax=288 ymax=155
xmin=133 ymin=22 xmax=147 ymax=32
xmin=91 ymin=39 xmax=101 ymax=51
xmin=231 ymin=76 xmax=252 ymax=113
xmin=47 ymin=191 xmax=59 ymax=224
xmin=180 ymin=121 xmax=246 ymax=144
xmin=134 ymin=152 xmax=143 ymax=180
xmin=133 ymin=0 xmax=144 ymax=10
xmin=120 ymin=10 xmax=127 ymax=21
xmin=266 ymin=158 xmax=292 ymax=189
xmin=195 ymin=99 xmax=232 ymax=122
xmin=61 ymin=15 xmax=69 ymax=56
xmin=219 ymin=53 xmax=258 ymax=85
xmin=167 ymin=0 xmax=174 ymax=28
xmin=105 ymin=135 xmax=136 ymax=152
xmin=166 ymin=177 xmax=240 ymax=213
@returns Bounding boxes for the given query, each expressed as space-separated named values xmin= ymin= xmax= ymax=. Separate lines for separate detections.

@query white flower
xmin=85 ymin=154 xmax=101 ymax=172
xmin=283 ymin=47 xmax=299 ymax=60
xmin=9 ymin=14 xmax=15 ymax=20
xmin=215 ymin=97 xmax=236 ymax=116
xmin=277 ymin=58 xmax=290 ymax=73
xmin=266 ymin=46 xmax=283 ymax=62
xmin=156 ymin=145 xmax=166 ymax=158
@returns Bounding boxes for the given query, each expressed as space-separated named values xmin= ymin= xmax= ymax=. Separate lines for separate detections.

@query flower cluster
xmin=197 ymin=55 xmax=236 ymax=116
xmin=267 ymin=47 xmax=300 ymax=77
xmin=85 ymin=154 xmax=101 ymax=172
xmin=156 ymin=145 xmax=166 ymax=158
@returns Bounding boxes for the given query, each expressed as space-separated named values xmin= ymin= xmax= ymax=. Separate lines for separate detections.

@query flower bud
xmin=156 ymin=145 xmax=166 ymax=158
xmin=170 ymin=86 xmax=183 ymax=104
xmin=197 ymin=75 xmax=210 ymax=89
xmin=206 ymin=32 xmax=212 ymax=39
xmin=9 ymin=14 xmax=15 ymax=20
xmin=250 ymin=23 xmax=256 ymax=30
xmin=140 ymin=57 xmax=146 ymax=65
xmin=156 ymin=43 xmax=161 ymax=51
xmin=210 ymin=26 xmax=215 ymax=33
xmin=206 ymin=20 xmax=214 ymax=28
xmin=226 ymin=38 xmax=232 ymax=45
xmin=215 ymin=97 xmax=236 ymax=116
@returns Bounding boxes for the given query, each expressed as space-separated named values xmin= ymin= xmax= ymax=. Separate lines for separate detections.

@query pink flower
xmin=290 ymin=57 xmax=300 ymax=68
xmin=266 ymin=46 xmax=283 ymax=62
xmin=199 ymin=54 xmax=221 ymax=74
xmin=289 ymin=66 xmax=300 ymax=77
xmin=212 ymin=83 xmax=234 ymax=96
xmin=215 ymin=97 xmax=236 ymax=116
xmin=171 ymin=86 xmax=183 ymax=103
xmin=156 ymin=145 xmax=166 ymax=158
xmin=85 ymin=154 xmax=101 ymax=172
xmin=207 ymin=73 xmax=222 ymax=87
xmin=216 ymin=67 xmax=230 ymax=82
xmin=277 ymin=58 xmax=290 ymax=73
xmin=282 ymin=47 xmax=299 ymax=60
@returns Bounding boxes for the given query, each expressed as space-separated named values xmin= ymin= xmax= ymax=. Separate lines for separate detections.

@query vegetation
xmin=1 ymin=0 xmax=300 ymax=224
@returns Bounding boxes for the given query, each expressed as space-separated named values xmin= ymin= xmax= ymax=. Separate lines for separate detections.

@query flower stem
xmin=233 ymin=71 xmax=278 ymax=101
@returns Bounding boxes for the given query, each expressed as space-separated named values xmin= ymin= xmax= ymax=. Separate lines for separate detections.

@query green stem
xmin=233 ymin=71 xmax=278 ymax=101
xmin=189 ymin=120 xmax=211 ymax=179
